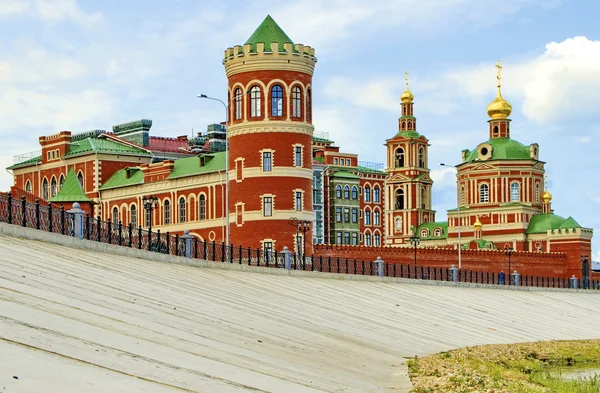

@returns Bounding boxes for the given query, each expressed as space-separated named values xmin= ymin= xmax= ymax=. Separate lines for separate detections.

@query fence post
xmin=511 ymin=270 xmax=520 ymax=287
xmin=449 ymin=264 xmax=458 ymax=283
xmin=35 ymin=199 xmax=40 ymax=229
xmin=7 ymin=192 xmax=12 ymax=224
xmin=181 ymin=230 xmax=193 ymax=258
xmin=281 ymin=246 xmax=292 ymax=270
xmin=21 ymin=196 xmax=26 ymax=227
xmin=374 ymin=256 xmax=384 ymax=277
xmin=66 ymin=202 xmax=84 ymax=239
xmin=570 ymin=275 xmax=579 ymax=289
xmin=97 ymin=216 xmax=101 ymax=242
xmin=60 ymin=205 xmax=66 ymax=234
xmin=498 ymin=271 xmax=506 ymax=285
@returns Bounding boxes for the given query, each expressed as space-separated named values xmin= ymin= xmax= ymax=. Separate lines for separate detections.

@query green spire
xmin=245 ymin=15 xmax=294 ymax=52
xmin=49 ymin=168 xmax=92 ymax=203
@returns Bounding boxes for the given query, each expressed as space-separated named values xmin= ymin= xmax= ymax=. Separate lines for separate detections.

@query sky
xmin=0 ymin=0 xmax=599 ymax=261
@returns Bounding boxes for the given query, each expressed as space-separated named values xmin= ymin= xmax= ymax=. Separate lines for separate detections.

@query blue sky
xmin=1 ymin=0 xmax=599 ymax=260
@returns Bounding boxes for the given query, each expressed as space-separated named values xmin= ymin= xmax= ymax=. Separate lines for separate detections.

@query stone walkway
xmin=1 ymin=233 xmax=599 ymax=392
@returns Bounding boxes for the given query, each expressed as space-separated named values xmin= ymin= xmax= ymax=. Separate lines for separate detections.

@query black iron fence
xmin=0 ymin=192 xmax=598 ymax=290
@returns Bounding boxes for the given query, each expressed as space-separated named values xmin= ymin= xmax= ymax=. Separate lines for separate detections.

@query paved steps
xmin=1 ymin=231 xmax=599 ymax=392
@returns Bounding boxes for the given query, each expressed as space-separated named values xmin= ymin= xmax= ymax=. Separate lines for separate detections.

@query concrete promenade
xmin=1 ymin=224 xmax=600 ymax=392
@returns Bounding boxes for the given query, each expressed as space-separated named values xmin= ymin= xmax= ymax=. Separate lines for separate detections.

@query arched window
xmin=77 ymin=172 xmax=84 ymax=189
xmin=292 ymin=86 xmax=302 ymax=118
xmin=479 ymin=184 xmax=489 ymax=203
xmin=179 ymin=197 xmax=186 ymax=223
xmin=461 ymin=185 xmax=466 ymax=206
xmin=374 ymin=210 xmax=380 ymax=225
xmin=374 ymin=233 xmax=381 ymax=246
xmin=535 ymin=183 xmax=540 ymax=202
xmin=421 ymin=229 xmax=428 ymax=238
xmin=112 ymin=207 xmax=119 ymax=224
xmin=234 ymin=88 xmax=242 ymax=120
xmin=199 ymin=194 xmax=206 ymax=220
xmin=365 ymin=233 xmax=372 ymax=246
xmin=510 ymin=182 xmax=520 ymax=202
xmin=51 ymin=177 xmax=57 ymax=197
xmin=493 ymin=125 xmax=499 ymax=135
xmin=351 ymin=186 xmax=358 ymax=199
xmin=335 ymin=185 xmax=342 ymax=198
xmin=306 ymin=88 xmax=311 ymax=121
xmin=42 ymin=178 xmax=49 ymax=200
xmin=250 ymin=86 xmax=261 ymax=117
xmin=59 ymin=174 xmax=65 ymax=190
xmin=25 ymin=181 xmax=32 ymax=193
xmin=407 ymin=120 xmax=413 ymax=129
xmin=421 ymin=187 xmax=426 ymax=209
xmin=364 ymin=187 xmax=371 ymax=202
xmin=395 ymin=148 xmax=404 ymax=167
xmin=395 ymin=216 xmax=402 ymax=230
xmin=343 ymin=185 xmax=350 ymax=199
xmin=271 ymin=85 xmax=283 ymax=117
xmin=374 ymin=187 xmax=380 ymax=203
xmin=130 ymin=205 xmax=137 ymax=228
xmin=418 ymin=147 xmax=425 ymax=168
xmin=164 ymin=200 xmax=171 ymax=224
xmin=434 ymin=228 xmax=442 ymax=237
xmin=395 ymin=189 xmax=405 ymax=210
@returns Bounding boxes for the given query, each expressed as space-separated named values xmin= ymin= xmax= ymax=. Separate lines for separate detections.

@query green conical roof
xmin=245 ymin=15 xmax=294 ymax=52
xmin=49 ymin=168 xmax=92 ymax=203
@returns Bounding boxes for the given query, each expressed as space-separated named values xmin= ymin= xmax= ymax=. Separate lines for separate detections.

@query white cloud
xmin=444 ymin=36 xmax=600 ymax=123
xmin=0 ymin=1 xmax=30 ymax=17
xmin=0 ymin=0 xmax=102 ymax=24
xmin=268 ymin=0 xmax=559 ymax=52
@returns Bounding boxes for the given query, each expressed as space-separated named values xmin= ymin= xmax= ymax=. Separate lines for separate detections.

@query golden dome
xmin=400 ymin=89 xmax=414 ymax=103
xmin=474 ymin=218 xmax=483 ymax=231
xmin=542 ymin=190 xmax=552 ymax=203
xmin=486 ymin=91 xmax=512 ymax=119
xmin=487 ymin=60 xmax=512 ymax=120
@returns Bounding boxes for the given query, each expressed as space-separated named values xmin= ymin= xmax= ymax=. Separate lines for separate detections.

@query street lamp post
xmin=440 ymin=163 xmax=462 ymax=270
xmin=197 ymin=92 xmax=251 ymax=254
xmin=505 ymin=247 xmax=514 ymax=275
xmin=410 ymin=233 xmax=420 ymax=266
xmin=289 ymin=217 xmax=311 ymax=258
xmin=581 ymin=254 xmax=590 ymax=289
xmin=142 ymin=195 xmax=158 ymax=232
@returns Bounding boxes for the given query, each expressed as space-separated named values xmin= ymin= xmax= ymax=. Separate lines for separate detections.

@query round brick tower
xmin=223 ymin=15 xmax=317 ymax=255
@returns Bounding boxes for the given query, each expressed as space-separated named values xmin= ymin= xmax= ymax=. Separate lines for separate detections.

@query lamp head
xmin=197 ymin=94 xmax=208 ymax=98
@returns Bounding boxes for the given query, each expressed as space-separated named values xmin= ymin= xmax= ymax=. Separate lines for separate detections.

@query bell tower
xmin=223 ymin=15 xmax=317 ymax=254
xmin=384 ymin=72 xmax=436 ymax=245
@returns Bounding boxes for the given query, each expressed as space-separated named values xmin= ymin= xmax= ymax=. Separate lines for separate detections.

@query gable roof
xmin=64 ymin=136 xmax=151 ymax=158
xmin=48 ymin=169 xmax=92 ymax=203
xmin=99 ymin=167 xmax=144 ymax=190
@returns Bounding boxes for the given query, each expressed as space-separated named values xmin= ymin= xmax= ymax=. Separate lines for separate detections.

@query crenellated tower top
xmin=223 ymin=15 xmax=317 ymax=78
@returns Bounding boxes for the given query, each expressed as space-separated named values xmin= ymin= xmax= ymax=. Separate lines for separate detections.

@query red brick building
xmin=5 ymin=16 xmax=594 ymax=279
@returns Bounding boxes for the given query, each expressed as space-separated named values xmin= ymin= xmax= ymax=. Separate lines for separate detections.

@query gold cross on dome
xmin=495 ymin=60 xmax=502 ymax=88
xmin=405 ymin=70 xmax=409 ymax=90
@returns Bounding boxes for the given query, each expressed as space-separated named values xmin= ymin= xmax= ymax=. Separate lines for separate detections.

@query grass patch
xmin=408 ymin=339 xmax=600 ymax=392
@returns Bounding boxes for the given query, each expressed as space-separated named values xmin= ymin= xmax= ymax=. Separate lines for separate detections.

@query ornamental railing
xmin=0 ymin=192 xmax=597 ymax=290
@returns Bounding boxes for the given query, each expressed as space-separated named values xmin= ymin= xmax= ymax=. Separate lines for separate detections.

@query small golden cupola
xmin=474 ymin=217 xmax=483 ymax=231
xmin=400 ymin=70 xmax=414 ymax=103
xmin=487 ymin=60 xmax=512 ymax=120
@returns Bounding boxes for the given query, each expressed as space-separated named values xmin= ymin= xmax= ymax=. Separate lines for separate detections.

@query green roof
xmin=394 ymin=130 xmax=421 ymax=139
xmin=48 ymin=169 xmax=92 ymax=203
xmin=7 ymin=155 xmax=42 ymax=170
xmin=168 ymin=152 xmax=226 ymax=179
xmin=314 ymin=156 xmax=325 ymax=163
xmin=462 ymin=239 xmax=498 ymax=250
xmin=464 ymin=138 xmax=531 ymax=162
xmin=417 ymin=221 xmax=448 ymax=240
xmin=245 ymin=15 xmax=294 ymax=53
xmin=331 ymin=170 xmax=360 ymax=180
xmin=312 ymin=136 xmax=334 ymax=144
xmin=99 ymin=167 xmax=144 ymax=190
xmin=64 ymin=137 xmax=151 ymax=158
xmin=356 ymin=166 xmax=387 ymax=176
xmin=526 ymin=213 xmax=582 ymax=234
